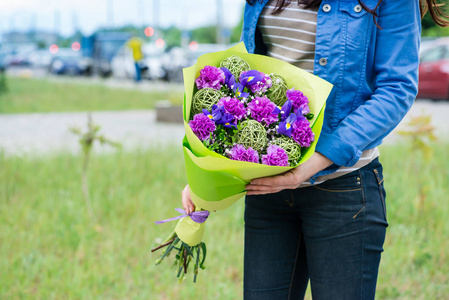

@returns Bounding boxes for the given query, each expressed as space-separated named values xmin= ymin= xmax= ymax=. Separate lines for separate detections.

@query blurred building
xmin=2 ymin=31 xmax=58 ymax=48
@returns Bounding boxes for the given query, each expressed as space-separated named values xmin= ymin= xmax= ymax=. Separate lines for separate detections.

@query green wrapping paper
xmin=175 ymin=43 xmax=333 ymax=246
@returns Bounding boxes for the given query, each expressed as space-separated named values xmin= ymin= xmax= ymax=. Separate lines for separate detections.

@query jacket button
xmin=354 ymin=5 xmax=363 ymax=12
xmin=323 ymin=4 xmax=331 ymax=12
xmin=319 ymin=58 xmax=328 ymax=66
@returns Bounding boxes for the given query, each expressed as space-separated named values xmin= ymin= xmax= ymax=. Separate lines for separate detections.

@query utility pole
xmin=107 ymin=0 xmax=114 ymax=29
xmin=138 ymin=0 xmax=145 ymax=27
xmin=216 ymin=0 xmax=223 ymax=44
xmin=153 ymin=0 xmax=160 ymax=39
xmin=54 ymin=1 xmax=61 ymax=38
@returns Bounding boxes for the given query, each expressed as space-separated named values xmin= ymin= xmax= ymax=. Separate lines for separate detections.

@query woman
xmin=182 ymin=0 xmax=448 ymax=298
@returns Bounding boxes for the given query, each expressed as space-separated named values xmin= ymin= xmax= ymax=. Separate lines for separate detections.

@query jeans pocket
xmin=312 ymin=171 xmax=365 ymax=219
xmin=373 ymin=168 xmax=387 ymax=222
xmin=312 ymin=171 xmax=362 ymax=192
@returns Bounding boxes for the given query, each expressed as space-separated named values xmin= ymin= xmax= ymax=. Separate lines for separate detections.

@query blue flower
xmin=277 ymin=113 xmax=297 ymax=137
xmin=203 ymin=104 xmax=223 ymax=122
xmin=228 ymin=75 xmax=249 ymax=98
xmin=216 ymin=112 xmax=238 ymax=129
xmin=220 ymin=67 xmax=234 ymax=85
xmin=240 ymin=70 xmax=263 ymax=87
xmin=280 ymin=100 xmax=292 ymax=122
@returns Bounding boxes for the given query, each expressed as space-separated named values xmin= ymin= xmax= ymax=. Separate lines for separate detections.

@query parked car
xmin=29 ymin=49 xmax=53 ymax=68
xmin=4 ymin=47 xmax=35 ymax=66
xmin=418 ymin=38 xmax=449 ymax=100
xmin=111 ymin=44 xmax=165 ymax=80
xmin=110 ymin=45 xmax=136 ymax=79
xmin=142 ymin=44 xmax=166 ymax=80
xmin=82 ymin=32 xmax=131 ymax=77
xmin=49 ymin=48 xmax=90 ymax=75
xmin=0 ymin=51 xmax=6 ymax=72
xmin=161 ymin=44 xmax=231 ymax=82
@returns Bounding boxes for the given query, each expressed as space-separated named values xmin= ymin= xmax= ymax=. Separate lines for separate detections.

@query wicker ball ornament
xmin=192 ymin=88 xmax=224 ymax=115
xmin=271 ymin=136 xmax=302 ymax=165
xmin=220 ymin=55 xmax=251 ymax=79
xmin=268 ymin=74 xmax=288 ymax=106
xmin=236 ymin=120 xmax=267 ymax=151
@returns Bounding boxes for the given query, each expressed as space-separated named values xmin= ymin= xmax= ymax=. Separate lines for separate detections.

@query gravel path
xmin=0 ymin=99 xmax=448 ymax=156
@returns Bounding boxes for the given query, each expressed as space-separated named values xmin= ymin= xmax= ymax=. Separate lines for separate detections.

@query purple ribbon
xmin=155 ymin=208 xmax=210 ymax=225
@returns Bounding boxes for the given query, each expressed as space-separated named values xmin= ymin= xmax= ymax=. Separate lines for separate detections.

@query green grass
xmin=0 ymin=77 xmax=183 ymax=113
xmin=1 ymin=143 xmax=448 ymax=299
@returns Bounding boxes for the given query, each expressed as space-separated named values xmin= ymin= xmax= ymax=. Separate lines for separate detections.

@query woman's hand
xmin=246 ymin=152 xmax=333 ymax=195
xmin=182 ymin=184 xmax=196 ymax=214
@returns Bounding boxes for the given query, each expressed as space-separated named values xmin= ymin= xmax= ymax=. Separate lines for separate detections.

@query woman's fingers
xmin=246 ymin=171 xmax=300 ymax=194
xmin=181 ymin=185 xmax=195 ymax=214
xmin=246 ymin=186 xmax=285 ymax=195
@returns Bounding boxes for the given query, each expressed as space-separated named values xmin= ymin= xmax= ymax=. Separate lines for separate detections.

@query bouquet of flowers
xmin=152 ymin=43 xmax=333 ymax=282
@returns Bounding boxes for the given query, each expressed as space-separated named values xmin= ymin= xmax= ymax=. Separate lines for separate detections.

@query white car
xmin=111 ymin=44 xmax=165 ymax=80
xmin=161 ymin=44 xmax=232 ymax=82
xmin=29 ymin=49 xmax=53 ymax=68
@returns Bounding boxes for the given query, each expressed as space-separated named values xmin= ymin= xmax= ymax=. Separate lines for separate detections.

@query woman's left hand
xmin=246 ymin=152 xmax=333 ymax=195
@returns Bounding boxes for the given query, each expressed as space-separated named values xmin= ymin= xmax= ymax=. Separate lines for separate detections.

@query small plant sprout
xmin=70 ymin=113 xmax=121 ymax=224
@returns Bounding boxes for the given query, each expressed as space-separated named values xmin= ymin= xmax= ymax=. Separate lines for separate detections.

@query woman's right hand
xmin=182 ymin=185 xmax=196 ymax=214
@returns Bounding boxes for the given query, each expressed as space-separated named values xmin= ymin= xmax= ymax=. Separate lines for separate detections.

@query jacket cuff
xmin=315 ymin=133 xmax=362 ymax=167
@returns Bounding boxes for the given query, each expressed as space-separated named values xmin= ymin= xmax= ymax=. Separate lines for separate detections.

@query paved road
xmin=383 ymin=98 xmax=449 ymax=143
xmin=0 ymin=110 xmax=185 ymax=156
xmin=5 ymin=66 xmax=185 ymax=93
xmin=0 ymin=99 xmax=447 ymax=156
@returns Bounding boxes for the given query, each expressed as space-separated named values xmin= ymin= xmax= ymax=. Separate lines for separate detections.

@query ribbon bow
xmin=155 ymin=208 xmax=210 ymax=225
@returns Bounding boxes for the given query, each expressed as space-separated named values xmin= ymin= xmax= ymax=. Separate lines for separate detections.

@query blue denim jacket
xmin=242 ymin=0 xmax=421 ymax=177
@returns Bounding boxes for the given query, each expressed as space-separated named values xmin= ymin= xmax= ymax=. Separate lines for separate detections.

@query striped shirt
xmin=259 ymin=2 xmax=318 ymax=72
xmin=259 ymin=1 xmax=379 ymax=187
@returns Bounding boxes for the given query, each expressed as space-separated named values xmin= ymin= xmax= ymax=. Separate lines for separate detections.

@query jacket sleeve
xmin=315 ymin=0 xmax=421 ymax=167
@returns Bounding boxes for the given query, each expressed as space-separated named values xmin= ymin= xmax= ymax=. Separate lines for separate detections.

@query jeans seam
xmin=374 ymin=169 xmax=387 ymax=221
xmin=286 ymin=190 xmax=294 ymax=207
xmin=353 ymin=170 xmax=366 ymax=219
xmin=360 ymin=169 xmax=367 ymax=298
xmin=287 ymin=229 xmax=303 ymax=300
xmin=312 ymin=186 xmax=362 ymax=193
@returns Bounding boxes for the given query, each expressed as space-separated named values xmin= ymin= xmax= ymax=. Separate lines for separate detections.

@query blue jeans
xmin=244 ymin=158 xmax=388 ymax=300
xmin=134 ymin=62 xmax=142 ymax=82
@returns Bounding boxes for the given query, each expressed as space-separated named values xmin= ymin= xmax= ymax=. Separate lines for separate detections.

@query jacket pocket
xmin=339 ymin=1 xmax=372 ymax=49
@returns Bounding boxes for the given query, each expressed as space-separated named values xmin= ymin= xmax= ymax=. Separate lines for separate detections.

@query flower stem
xmin=150 ymin=236 xmax=176 ymax=253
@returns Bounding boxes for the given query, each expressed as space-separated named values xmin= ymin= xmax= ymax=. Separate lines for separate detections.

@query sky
xmin=0 ymin=0 xmax=246 ymax=36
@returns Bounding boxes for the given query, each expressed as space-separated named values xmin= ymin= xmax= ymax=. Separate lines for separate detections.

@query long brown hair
xmin=246 ymin=0 xmax=449 ymax=27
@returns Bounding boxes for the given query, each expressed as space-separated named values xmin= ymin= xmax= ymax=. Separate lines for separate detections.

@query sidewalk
xmin=0 ymin=110 xmax=185 ymax=156
xmin=0 ymin=99 xmax=447 ymax=156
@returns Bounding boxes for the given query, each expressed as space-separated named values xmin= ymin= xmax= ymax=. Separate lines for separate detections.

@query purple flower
xmin=189 ymin=113 xmax=216 ymax=141
xmin=248 ymin=72 xmax=272 ymax=94
xmin=220 ymin=67 xmax=233 ymax=84
xmin=291 ymin=119 xmax=314 ymax=147
xmin=240 ymin=70 xmax=263 ymax=88
xmin=218 ymin=97 xmax=247 ymax=120
xmin=247 ymin=96 xmax=279 ymax=126
xmin=228 ymin=75 xmax=249 ymax=98
xmin=228 ymin=144 xmax=259 ymax=163
xmin=216 ymin=113 xmax=238 ymax=129
xmin=279 ymin=100 xmax=292 ymax=122
xmin=195 ymin=66 xmax=225 ymax=90
xmin=203 ymin=104 xmax=238 ymax=129
xmin=203 ymin=104 xmax=223 ymax=122
xmin=278 ymin=113 xmax=297 ymax=138
xmin=262 ymin=145 xmax=289 ymax=167
xmin=286 ymin=88 xmax=310 ymax=115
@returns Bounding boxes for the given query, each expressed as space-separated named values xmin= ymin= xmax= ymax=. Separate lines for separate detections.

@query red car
xmin=418 ymin=38 xmax=449 ymax=100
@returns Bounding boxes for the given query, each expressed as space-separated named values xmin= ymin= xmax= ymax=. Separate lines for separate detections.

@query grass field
xmin=1 ymin=143 xmax=448 ymax=299
xmin=0 ymin=77 xmax=184 ymax=113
